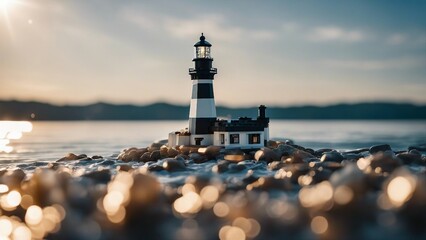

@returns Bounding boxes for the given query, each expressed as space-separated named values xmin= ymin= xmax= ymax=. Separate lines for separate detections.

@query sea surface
xmin=1 ymin=120 xmax=426 ymax=240
xmin=1 ymin=120 xmax=425 ymax=165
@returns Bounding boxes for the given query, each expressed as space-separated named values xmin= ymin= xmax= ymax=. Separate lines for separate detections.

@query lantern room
xmin=194 ymin=33 xmax=212 ymax=59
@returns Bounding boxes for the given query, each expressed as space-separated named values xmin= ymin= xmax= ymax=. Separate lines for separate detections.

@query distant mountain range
xmin=1 ymin=100 xmax=425 ymax=120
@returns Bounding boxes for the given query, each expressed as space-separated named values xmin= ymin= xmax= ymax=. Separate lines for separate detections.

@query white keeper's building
xmin=168 ymin=34 xmax=270 ymax=149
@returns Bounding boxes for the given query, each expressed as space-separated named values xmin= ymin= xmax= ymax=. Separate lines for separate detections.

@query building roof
xmin=212 ymin=117 xmax=269 ymax=132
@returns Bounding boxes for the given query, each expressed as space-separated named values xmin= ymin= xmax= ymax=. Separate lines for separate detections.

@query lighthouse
xmin=168 ymin=34 xmax=270 ymax=149
xmin=188 ymin=33 xmax=217 ymax=146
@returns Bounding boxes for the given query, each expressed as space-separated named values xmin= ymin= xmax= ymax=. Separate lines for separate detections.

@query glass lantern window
xmin=195 ymin=46 xmax=211 ymax=58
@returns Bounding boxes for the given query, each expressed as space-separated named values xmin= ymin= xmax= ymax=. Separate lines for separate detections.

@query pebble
xmin=246 ymin=176 xmax=292 ymax=191
xmin=150 ymin=150 xmax=161 ymax=161
xmin=314 ymin=148 xmax=335 ymax=156
xmin=57 ymin=153 xmax=83 ymax=162
xmin=369 ymin=144 xmax=392 ymax=154
xmin=162 ymin=158 xmax=187 ymax=171
xmin=254 ymin=147 xmax=280 ymax=163
xmin=199 ymin=145 xmax=222 ymax=159
xmin=370 ymin=151 xmax=403 ymax=173
xmin=82 ymin=169 xmax=111 ymax=183
xmin=344 ymin=148 xmax=370 ymax=154
xmin=275 ymin=143 xmax=297 ymax=156
xmin=212 ymin=160 xmax=230 ymax=173
xmin=140 ymin=152 xmax=151 ymax=162
xmin=320 ymin=151 xmax=345 ymax=162
xmin=396 ymin=152 xmax=422 ymax=164
xmin=2 ymin=140 xmax=426 ymax=240
xmin=116 ymin=164 xmax=132 ymax=172
xmin=408 ymin=144 xmax=426 ymax=151
xmin=149 ymin=142 xmax=164 ymax=152
xmin=342 ymin=152 xmax=363 ymax=161
xmin=167 ymin=148 xmax=179 ymax=158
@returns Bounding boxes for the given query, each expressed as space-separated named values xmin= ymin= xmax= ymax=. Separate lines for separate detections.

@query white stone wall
xmin=213 ymin=131 xmax=264 ymax=149
xmin=190 ymin=134 xmax=213 ymax=146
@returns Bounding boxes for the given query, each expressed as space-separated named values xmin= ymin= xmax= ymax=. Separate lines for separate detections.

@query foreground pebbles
xmin=0 ymin=142 xmax=425 ymax=240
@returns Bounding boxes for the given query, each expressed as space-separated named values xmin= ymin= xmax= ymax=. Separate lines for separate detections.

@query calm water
xmin=1 ymin=120 xmax=425 ymax=165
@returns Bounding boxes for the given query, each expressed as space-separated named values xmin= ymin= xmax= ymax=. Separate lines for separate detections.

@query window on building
xmin=230 ymin=134 xmax=239 ymax=144
xmin=249 ymin=134 xmax=261 ymax=144
xmin=220 ymin=134 xmax=225 ymax=144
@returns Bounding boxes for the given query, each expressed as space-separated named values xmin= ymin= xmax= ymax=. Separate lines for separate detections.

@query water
xmin=1 ymin=120 xmax=425 ymax=165
xmin=1 ymin=121 xmax=426 ymax=239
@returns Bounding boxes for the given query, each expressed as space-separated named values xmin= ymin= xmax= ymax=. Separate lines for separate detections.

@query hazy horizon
xmin=1 ymin=98 xmax=426 ymax=108
xmin=1 ymin=0 xmax=425 ymax=107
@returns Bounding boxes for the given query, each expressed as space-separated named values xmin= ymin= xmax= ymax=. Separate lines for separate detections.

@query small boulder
xmin=150 ymin=150 xmax=161 ymax=161
xmin=139 ymin=152 xmax=151 ymax=162
xmin=370 ymin=151 xmax=403 ymax=173
xmin=83 ymin=169 xmax=111 ymax=183
xmin=199 ymin=146 xmax=222 ymax=159
xmin=224 ymin=154 xmax=246 ymax=162
xmin=167 ymin=148 xmax=179 ymax=158
xmin=188 ymin=153 xmax=207 ymax=163
xmin=254 ymin=148 xmax=280 ymax=163
xmin=57 ymin=153 xmax=80 ymax=162
xmin=212 ymin=160 xmax=230 ymax=173
xmin=276 ymin=144 xmax=297 ymax=156
xmin=149 ymin=142 xmax=164 ymax=152
xmin=397 ymin=152 xmax=422 ymax=165
xmin=162 ymin=158 xmax=186 ymax=171
xmin=321 ymin=151 xmax=345 ymax=162
xmin=369 ymin=144 xmax=392 ymax=154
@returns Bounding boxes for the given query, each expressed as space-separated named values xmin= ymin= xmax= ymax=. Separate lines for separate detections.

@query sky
xmin=0 ymin=0 xmax=425 ymax=107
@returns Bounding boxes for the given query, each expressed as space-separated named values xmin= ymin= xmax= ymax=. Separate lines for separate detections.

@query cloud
xmin=323 ymin=57 xmax=425 ymax=70
xmin=282 ymin=22 xmax=300 ymax=32
xmin=121 ymin=8 xmax=276 ymax=42
xmin=308 ymin=26 xmax=366 ymax=42
xmin=162 ymin=14 xmax=243 ymax=42
xmin=386 ymin=33 xmax=407 ymax=45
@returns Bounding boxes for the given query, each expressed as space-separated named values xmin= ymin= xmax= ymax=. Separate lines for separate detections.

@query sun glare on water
xmin=0 ymin=121 xmax=33 ymax=153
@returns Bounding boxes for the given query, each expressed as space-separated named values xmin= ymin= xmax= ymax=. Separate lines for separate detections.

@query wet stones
xmin=320 ymin=151 xmax=344 ymax=163
xmin=276 ymin=144 xmax=297 ymax=156
xmin=1 ymin=169 xmax=26 ymax=189
xmin=198 ymin=146 xmax=222 ymax=159
xmin=341 ymin=152 xmax=363 ymax=161
xmin=397 ymin=152 xmax=422 ymax=165
xmin=254 ymin=148 xmax=280 ymax=163
xmin=369 ymin=144 xmax=392 ymax=154
xmin=188 ymin=153 xmax=208 ymax=163
xmin=167 ymin=148 xmax=179 ymax=158
xmin=370 ymin=151 xmax=403 ymax=173
xmin=246 ymin=176 xmax=292 ymax=191
xmin=118 ymin=148 xmax=148 ymax=162
xmin=57 ymin=153 xmax=88 ymax=162
xmin=83 ymin=169 xmax=111 ymax=184
xmin=224 ymin=154 xmax=246 ymax=162
xmin=291 ymin=150 xmax=315 ymax=163
xmin=116 ymin=164 xmax=133 ymax=172
xmin=150 ymin=150 xmax=161 ymax=161
xmin=212 ymin=160 xmax=230 ymax=173
xmin=408 ymin=144 xmax=426 ymax=152
xmin=162 ymin=158 xmax=187 ymax=171
xmin=343 ymin=148 xmax=370 ymax=154
xmin=223 ymin=149 xmax=247 ymax=162
xmin=149 ymin=142 xmax=164 ymax=152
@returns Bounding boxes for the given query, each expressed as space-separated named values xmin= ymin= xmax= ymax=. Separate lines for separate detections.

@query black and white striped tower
xmin=188 ymin=33 xmax=217 ymax=145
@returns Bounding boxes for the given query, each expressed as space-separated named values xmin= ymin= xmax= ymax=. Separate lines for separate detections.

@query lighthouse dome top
xmin=194 ymin=33 xmax=212 ymax=47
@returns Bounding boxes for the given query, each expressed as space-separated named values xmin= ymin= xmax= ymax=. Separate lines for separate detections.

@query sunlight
xmin=0 ymin=0 xmax=14 ymax=9
xmin=0 ymin=121 xmax=33 ymax=153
